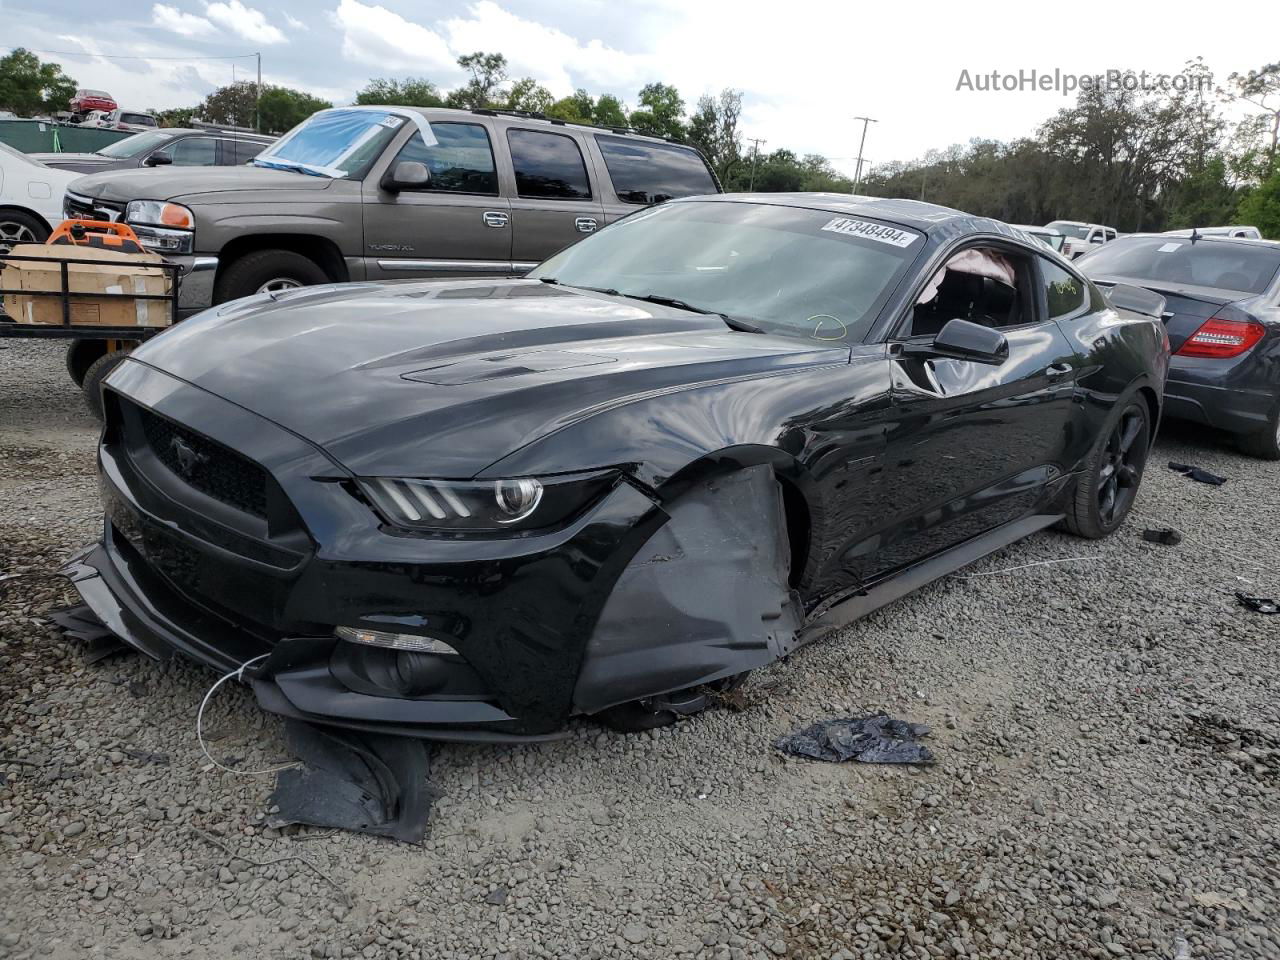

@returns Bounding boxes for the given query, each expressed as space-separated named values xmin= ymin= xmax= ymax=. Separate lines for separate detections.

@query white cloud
xmin=151 ymin=3 xmax=216 ymax=38
xmin=331 ymin=0 xmax=457 ymax=77
xmin=205 ymin=0 xmax=286 ymax=46
xmin=283 ymin=12 xmax=308 ymax=32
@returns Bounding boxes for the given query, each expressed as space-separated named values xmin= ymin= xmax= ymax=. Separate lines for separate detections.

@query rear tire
xmin=1235 ymin=411 xmax=1280 ymax=461
xmin=0 ymin=210 xmax=48 ymax=253
xmin=1060 ymin=393 xmax=1151 ymax=539
xmin=82 ymin=351 xmax=129 ymax=420
xmin=213 ymin=249 xmax=329 ymax=304
xmin=66 ymin=339 xmax=108 ymax=387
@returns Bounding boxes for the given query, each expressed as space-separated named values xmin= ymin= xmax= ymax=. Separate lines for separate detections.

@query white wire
xmin=196 ymin=654 xmax=297 ymax=776
xmin=950 ymin=556 xmax=1099 ymax=580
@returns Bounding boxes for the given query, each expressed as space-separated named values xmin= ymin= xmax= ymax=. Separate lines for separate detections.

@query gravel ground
xmin=1 ymin=338 xmax=1277 ymax=960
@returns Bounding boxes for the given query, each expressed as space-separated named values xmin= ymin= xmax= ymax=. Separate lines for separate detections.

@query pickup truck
xmin=1044 ymin=220 xmax=1118 ymax=259
xmin=60 ymin=106 xmax=722 ymax=320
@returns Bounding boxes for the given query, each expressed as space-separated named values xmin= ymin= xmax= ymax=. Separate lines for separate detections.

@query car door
xmin=503 ymin=127 xmax=604 ymax=271
xmin=872 ymin=241 xmax=1079 ymax=575
xmin=361 ymin=120 xmax=512 ymax=280
xmin=156 ymin=136 xmax=217 ymax=167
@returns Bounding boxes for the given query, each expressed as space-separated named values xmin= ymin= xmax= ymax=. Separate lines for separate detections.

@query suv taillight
xmin=1175 ymin=317 xmax=1265 ymax=359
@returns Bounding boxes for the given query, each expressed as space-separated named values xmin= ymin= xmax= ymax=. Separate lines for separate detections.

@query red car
xmin=70 ymin=89 xmax=117 ymax=115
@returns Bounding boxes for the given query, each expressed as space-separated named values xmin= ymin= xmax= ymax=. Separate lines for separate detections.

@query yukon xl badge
xmin=369 ymin=243 xmax=415 ymax=252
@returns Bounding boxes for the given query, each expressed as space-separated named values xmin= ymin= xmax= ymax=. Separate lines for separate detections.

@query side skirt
xmin=798 ymin=512 xmax=1064 ymax=645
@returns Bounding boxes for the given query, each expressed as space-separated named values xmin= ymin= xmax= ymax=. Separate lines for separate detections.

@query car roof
xmin=365 ymin=105 xmax=690 ymax=147
xmin=685 ymin=192 xmax=1027 ymax=238
xmin=1112 ymin=232 xmax=1280 ymax=251
xmin=164 ymin=127 xmax=274 ymax=141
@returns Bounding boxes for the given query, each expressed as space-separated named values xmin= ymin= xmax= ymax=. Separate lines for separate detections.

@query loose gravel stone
xmin=1 ymin=340 xmax=1279 ymax=959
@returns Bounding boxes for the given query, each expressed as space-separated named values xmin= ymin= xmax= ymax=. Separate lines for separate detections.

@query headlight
xmin=356 ymin=471 xmax=615 ymax=533
xmin=125 ymin=201 xmax=194 ymax=254
xmin=125 ymin=200 xmax=194 ymax=229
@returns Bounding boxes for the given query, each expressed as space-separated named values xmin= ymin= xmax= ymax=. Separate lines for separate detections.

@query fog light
xmin=335 ymin=625 xmax=458 ymax=655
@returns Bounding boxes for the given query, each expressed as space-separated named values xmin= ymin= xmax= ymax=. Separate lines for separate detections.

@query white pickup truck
xmin=1045 ymin=220 xmax=1118 ymax=259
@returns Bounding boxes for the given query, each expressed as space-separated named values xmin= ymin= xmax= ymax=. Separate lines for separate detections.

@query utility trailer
xmin=0 ymin=221 xmax=180 ymax=417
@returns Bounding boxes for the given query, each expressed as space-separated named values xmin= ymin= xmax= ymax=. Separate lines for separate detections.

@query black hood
xmin=130 ymin=279 xmax=849 ymax=478
xmin=68 ymin=165 xmax=336 ymax=203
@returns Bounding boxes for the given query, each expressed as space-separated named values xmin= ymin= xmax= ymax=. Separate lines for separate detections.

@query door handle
xmin=483 ymin=211 xmax=509 ymax=228
xmin=1045 ymin=362 xmax=1073 ymax=378
xmin=575 ymin=217 xmax=598 ymax=234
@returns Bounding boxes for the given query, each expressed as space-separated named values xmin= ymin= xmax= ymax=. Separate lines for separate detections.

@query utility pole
xmin=255 ymin=52 xmax=262 ymax=133
xmin=851 ymin=116 xmax=877 ymax=194
xmin=747 ymin=137 xmax=767 ymax=191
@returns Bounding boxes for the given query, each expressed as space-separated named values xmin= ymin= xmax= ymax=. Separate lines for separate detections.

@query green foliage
xmin=629 ymin=82 xmax=685 ymax=139
xmin=197 ymin=80 xmax=259 ymax=128
xmin=445 ymin=52 xmax=508 ymax=110
xmin=503 ymin=77 xmax=555 ymax=114
xmin=0 ymin=48 xmax=78 ymax=116
xmin=687 ymin=89 xmax=742 ymax=183
xmin=1237 ymin=170 xmax=1280 ymax=239
xmin=1164 ymin=155 xmax=1242 ymax=229
xmin=153 ymin=107 xmax=196 ymax=128
xmin=355 ymin=77 xmax=444 ymax=108
xmin=257 ymin=87 xmax=332 ymax=135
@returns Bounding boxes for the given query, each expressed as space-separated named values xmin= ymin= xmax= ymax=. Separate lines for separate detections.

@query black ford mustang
xmin=64 ymin=195 xmax=1170 ymax=740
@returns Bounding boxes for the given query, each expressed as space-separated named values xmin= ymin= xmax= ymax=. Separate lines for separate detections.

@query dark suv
xmin=34 ymin=127 xmax=274 ymax=174
xmin=61 ymin=107 xmax=722 ymax=313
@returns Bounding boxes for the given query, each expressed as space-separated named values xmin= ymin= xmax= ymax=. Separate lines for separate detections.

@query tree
xmin=593 ymin=94 xmax=627 ymax=129
xmin=197 ymin=80 xmax=259 ymax=128
xmin=1222 ymin=62 xmax=1280 ymax=179
xmin=0 ymin=48 xmax=77 ymax=116
xmin=1237 ymin=170 xmax=1280 ymax=238
xmin=629 ymin=82 xmax=685 ymax=139
xmin=503 ymin=77 xmax=554 ymax=114
xmin=547 ymin=89 xmax=594 ymax=124
xmin=257 ymin=87 xmax=332 ymax=135
xmin=687 ymin=89 xmax=742 ymax=183
xmin=355 ymin=77 xmax=443 ymax=108
xmin=445 ymin=52 xmax=508 ymax=110
xmin=153 ymin=106 xmax=196 ymax=128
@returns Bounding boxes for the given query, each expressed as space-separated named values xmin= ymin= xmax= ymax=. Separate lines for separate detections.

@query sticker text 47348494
xmin=820 ymin=217 xmax=918 ymax=248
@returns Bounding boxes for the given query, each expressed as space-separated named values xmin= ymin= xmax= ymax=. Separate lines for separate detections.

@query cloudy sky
xmin=2 ymin=0 xmax=1275 ymax=177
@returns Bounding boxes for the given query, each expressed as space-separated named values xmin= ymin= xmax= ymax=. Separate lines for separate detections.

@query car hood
xmin=130 ymin=279 xmax=849 ymax=478
xmin=30 ymin=152 xmax=109 ymax=164
xmin=67 ymin=165 xmax=336 ymax=203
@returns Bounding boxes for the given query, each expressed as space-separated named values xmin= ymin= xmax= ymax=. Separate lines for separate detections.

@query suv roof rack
xmin=469 ymin=108 xmax=687 ymax=145
xmin=189 ymin=119 xmax=268 ymax=136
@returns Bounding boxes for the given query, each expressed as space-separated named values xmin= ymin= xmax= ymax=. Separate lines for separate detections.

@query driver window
xmin=907 ymin=246 xmax=1033 ymax=338
xmin=165 ymin=137 xmax=216 ymax=166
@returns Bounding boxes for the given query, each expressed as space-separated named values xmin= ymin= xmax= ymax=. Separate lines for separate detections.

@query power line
xmin=746 ymin=137 xmax=767 ymax=191
xmin=3 ymin=45 xmax=259 ymax=62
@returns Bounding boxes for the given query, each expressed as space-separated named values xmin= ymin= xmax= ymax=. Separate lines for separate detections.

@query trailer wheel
xmin=66 ymin=339 xmax=108 ymax=387
xmin=82 ymin=351 xmax=129 ymax=420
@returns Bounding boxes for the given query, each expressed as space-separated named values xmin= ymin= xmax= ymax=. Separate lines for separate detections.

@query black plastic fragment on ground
xmin=1168 ymin=462 xmax=1227 ymax=486
xmin=1142 ymin=528 xmax=1183 ymax=546
xmin=1236 ymin=592 xmax=1279 ymax=615
xmin=268 ymin=721 xmax=434 ymax=844
xmin=47 ymin=604 xmax=129 ymax=664
xmin=775 ymin=713 xmax=935 ymax=764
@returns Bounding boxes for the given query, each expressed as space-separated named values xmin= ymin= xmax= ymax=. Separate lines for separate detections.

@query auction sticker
xmin=821 ymin=217 xmax=918 ymax=247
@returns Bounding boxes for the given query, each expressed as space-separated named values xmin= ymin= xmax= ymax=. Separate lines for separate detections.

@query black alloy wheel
xmin=1097 ymin=405 xmax=1147 ymax=528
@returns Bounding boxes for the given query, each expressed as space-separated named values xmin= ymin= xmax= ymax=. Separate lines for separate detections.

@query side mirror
xmin=380 ymin=160 xmax=430 ymax=193
xmin=144 ymin=153 xmax=172 ymax=167
xmin=931 ymin=318 xmax=1008 ymax=363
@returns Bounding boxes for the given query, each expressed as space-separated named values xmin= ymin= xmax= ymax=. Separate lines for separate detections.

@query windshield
xmin=1046 ymin=221 xmax=1092 ymax=240
xmin=96 ymin=130 xmax=174 ymax=159
xmin=252 ymin=108 xmax=405 ymax=178
xmin=1080 ymin=237 xmax=1280 ymax=294
xmin=529 ymin=200 xmax=922 ymax=342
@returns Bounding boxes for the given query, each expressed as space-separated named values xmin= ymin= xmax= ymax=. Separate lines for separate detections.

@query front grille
xmin=63 ymin=191 xmax=125 ymax=223
xmin=137 ymin=406 xmax=269 ymax=518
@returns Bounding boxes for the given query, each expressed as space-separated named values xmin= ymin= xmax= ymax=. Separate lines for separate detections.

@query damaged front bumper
xmin=63 ymin=361 xmax=801 ymax=740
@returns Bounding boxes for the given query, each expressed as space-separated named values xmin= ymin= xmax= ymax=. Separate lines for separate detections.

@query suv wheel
xmin=214 ymin=249 xmax=329 ymax=304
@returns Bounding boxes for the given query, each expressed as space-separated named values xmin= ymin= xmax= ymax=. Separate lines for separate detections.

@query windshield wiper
xmin=624 ymin=292 xmax=766 ymax=334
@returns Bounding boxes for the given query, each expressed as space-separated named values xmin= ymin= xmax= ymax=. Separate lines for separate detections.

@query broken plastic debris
xmin=1168 ymin=462 xmax=1226 ymax=486
xmin=267 ymin=721 xmax=434 ymax=844
xmin=1142 ymin=528 xmax=1183 ymax=546
xmin=774 ymin=713 xmax=935 ymax=764
xmin=48 ymin=604 xmax=129 ymax=664
xmin=1235 ymin=592 xmax=1279 ymax=615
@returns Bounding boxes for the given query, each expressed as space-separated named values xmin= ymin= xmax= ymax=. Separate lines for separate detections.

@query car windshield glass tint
xmin=253 ymin=109 xmax=404 ymax=177
xmin=596 ymin=136 xmax=718 ymax=204
xmin=96 ymin=131 xmax=173 ymax=159
xmin=1083 ymin=238 xmax=1280 ymax=294
xmin=1045 ymin=222 xmax=1092 ymax=240
xmin=529 ymin=200 xmax=921 ymax=342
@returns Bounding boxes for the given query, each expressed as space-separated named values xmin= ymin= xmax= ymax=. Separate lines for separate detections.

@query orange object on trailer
xmin=48 ymin=220 xmax=147 ymax=255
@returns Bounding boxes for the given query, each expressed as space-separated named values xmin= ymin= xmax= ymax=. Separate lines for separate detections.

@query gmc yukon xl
xmin=61 ymin=106 xmax=721 ymax=325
